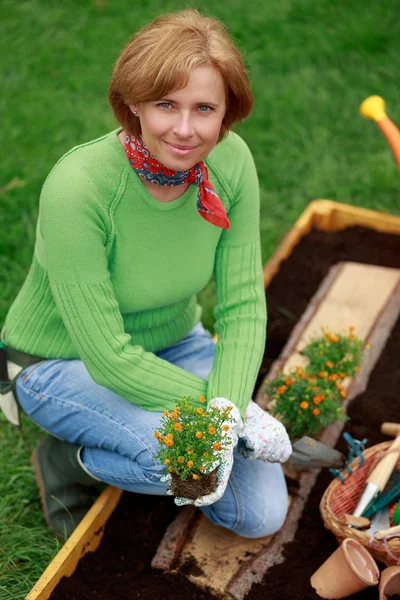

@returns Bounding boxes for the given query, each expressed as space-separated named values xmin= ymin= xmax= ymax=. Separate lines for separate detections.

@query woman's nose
xmin=172 ymin=113 xmax=194 ymax=138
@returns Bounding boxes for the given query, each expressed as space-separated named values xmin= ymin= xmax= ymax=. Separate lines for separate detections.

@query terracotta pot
xmin=310 ymin=537 xmax=379 ymax=599
xmin=379 ymin=565 xmax=400 ymax=600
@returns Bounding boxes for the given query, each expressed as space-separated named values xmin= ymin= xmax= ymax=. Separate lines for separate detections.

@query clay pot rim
xmin=342 ymin=538 xmax=380 ymax=585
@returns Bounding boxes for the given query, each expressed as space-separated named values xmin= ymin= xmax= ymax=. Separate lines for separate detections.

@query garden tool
xmin=375 ymin=524 xmax=400 ymax=541
xmin=352 ymin=430 xmax=400 ymax=517
xmin=393 ymin=501 xmax=400 ymax=526
xmin=366 ymin=507 xmax=391 ymax=536
xmin=287 ymin=436 xmax=345 ymax=469
xmin=360 ymin=96 xmax=400 ymax=170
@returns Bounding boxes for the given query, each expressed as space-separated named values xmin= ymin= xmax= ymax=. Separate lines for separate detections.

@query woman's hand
xmin=162 ymin=398 xmax=243 ymax=507
xmin=238 ymin=400 xmax=292 ymax=463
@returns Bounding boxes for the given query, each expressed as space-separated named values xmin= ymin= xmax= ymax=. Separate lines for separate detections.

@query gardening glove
xmin=161 ymin=398 xmax=243 ymax=507
xmin=238 ymin=400 xmax=292 ymax=463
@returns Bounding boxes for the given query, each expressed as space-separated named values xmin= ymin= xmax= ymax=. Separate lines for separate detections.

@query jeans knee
xmin=239 ymin=497 xmax=288 ymax=538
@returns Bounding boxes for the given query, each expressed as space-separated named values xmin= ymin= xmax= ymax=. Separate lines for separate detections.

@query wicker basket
xmin=320 ymin=441 xmax=400 ymax=566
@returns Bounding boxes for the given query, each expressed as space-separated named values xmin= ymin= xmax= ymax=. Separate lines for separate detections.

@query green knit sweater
xmin=4 ymin=129 xmax=266 ymax=418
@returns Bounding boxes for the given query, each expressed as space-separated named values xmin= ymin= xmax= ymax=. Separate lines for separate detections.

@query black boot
xmin=31 ymin=435 xmax=102 ymax=539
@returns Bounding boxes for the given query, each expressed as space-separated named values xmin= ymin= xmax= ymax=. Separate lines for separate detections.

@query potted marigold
xmin=154 ymin=396 xmax=234 ymax=500
xmin=266 ymin=327 xmax=365 ymax=440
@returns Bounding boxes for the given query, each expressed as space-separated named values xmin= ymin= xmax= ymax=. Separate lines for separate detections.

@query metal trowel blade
xmin=288 ymin=436 xmax=346 ymax=469
xmin=367 ymin=508 xmax=391 ymax=535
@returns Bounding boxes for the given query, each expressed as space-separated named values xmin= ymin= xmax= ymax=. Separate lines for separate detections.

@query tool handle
xmin=381 ymin=422 xmax=400 ymax=437
xmin=375 ymin=524 xmax=400 ymax=540
xmin=367 ymin=435 xmax=400 ymax=491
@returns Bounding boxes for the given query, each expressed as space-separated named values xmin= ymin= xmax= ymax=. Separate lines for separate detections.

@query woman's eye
xmin=198 ymin=105 xmax=212 ymax=112
xmin=157 ymin=102 xmax=172 ymax=109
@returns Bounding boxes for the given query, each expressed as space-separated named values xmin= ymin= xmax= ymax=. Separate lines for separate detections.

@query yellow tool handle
xmin=381 ymin=422 xmax=400 ymax=437
xmin=367 ymin=434 xmax=400 ymax=491
xmin=375 ymin=524 xmax=400 ymax=540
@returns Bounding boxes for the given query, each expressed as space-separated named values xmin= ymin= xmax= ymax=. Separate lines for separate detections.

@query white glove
xmin=162 ymin=398 xmax=243 ymax=507
xmin=238 ymin=400 xmax=292 ymax=463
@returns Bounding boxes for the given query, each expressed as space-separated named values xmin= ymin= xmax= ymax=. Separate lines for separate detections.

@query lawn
xmin=0 ymin=0 xmax=399 ymax=597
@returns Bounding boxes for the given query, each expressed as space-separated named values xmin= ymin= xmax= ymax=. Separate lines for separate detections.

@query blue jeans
xmin=16 ymin=322 xmax=288 ymax=538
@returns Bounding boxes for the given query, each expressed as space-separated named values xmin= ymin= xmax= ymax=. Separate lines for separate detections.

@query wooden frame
xmin=26 ymin=200 xmax=400 ymax=600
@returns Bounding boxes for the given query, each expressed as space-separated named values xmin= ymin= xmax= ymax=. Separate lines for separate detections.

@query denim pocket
xmin=18 ymin=359 xmax=65 ymax=394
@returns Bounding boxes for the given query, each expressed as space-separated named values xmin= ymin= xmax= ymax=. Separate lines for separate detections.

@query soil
xmin=171 ymin=468 xmax=217 ymax=500
xmin=50 ymin=226 xmax=400 ymax=600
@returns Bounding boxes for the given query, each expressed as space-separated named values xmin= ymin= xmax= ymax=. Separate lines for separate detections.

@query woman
xmin=2 ymin=9 xmax=291 ymax=539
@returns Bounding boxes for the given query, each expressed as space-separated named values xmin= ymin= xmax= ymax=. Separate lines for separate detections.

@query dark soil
xmin=50 ymin=226 xmax=400 ymax=600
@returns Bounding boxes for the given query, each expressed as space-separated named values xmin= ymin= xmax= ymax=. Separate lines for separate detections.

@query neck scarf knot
xmin=122 ymin=135 xmax=230 ymax=230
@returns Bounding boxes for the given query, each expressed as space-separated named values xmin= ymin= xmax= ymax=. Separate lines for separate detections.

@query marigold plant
xmin=154 ymin=396 xmax=233 ymax=481
xmin=265 ymin=327 xmax=366 ymax=440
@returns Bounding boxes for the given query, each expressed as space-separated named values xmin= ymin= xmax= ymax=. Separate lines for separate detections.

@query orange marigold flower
xmin=325 ymin=332 xmax=339 ymax=342
xmin=187 ymin=460 xmax=194 ymax=468
xmin=192 ymin=474 xmax=199 ymax=480
xmin=277 ymin=385 xmax=287 ymax=395
xmin=154 ymin=431 xmax=160 ymax=438
xmin=164 ymin=459 xmax=170 ymax=465
xmin=199 ymin=466 xmax=205 ymax=472
xmin=173 ymin=422 xmax=183 ymax=431
xmin=300 ymin=401 xmax=309 ymax=410
xmin=165 ymin=439 xmax=174 ymax=447
xmin=187 ymin=448 xmax=194 ymax=454
xmin=199 ymin=395 xmax=206 ymax=403
xmin=196 ymin=431 xmax=203 ymax=439
xmin=328 ymin=373 xmax=338 ymax=381
xmin=325 ymin=361 xmax=333 ymax=368
xmin=285 ymin=377 xmax=294 ymax=386
xmin=336 ymin=381 xmax=343 ymax=390
xmin=349 ymin=325 xmax=355 ymax=332
xmin=159 ymin=436 xmax=165 ymax=442
xmin=163 ymin=410 xmax=169 ymax=417
xmin=168 ymin=466 xmax=174 ymax=472
xmin=340 ymin=390 xmax=347 ymax=398
xmin=170 ymin=411 xmax=178 ymax=419
xmin=223 ymin=425 xmax=230 ymax=431
xmin=318 ymin=371 xmax=327 ymax=379
xmin=313 ymin=394 xmax=325 ymax=405
xmin=203 ymin=452 xmax=209 ymax=456
xmin=177 ymin=457 xmax=184 ymax=464
xmin=296 ymin=366 xmax=304 ymax=376
xmin=208 ymin=426 xmax=216 ymax=435
xmin=312 ymin=408 xmax=320 ymax=417
xmin=212 ymin=442 xmax=222 ymax=451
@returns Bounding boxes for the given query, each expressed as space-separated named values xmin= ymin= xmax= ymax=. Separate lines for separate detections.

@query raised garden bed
xmin=27 ymin=200 xmax=400 ymax=600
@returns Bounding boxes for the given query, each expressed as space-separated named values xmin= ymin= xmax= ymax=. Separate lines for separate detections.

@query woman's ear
xmin=129 ymin=104 xmax=139 ymax=116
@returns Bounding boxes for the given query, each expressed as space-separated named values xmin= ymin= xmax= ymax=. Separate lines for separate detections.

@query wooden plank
xmin=26 ymin=486 xmax=122 ymax=600
xmin=163 ymin=262 xmax=400 ymax=600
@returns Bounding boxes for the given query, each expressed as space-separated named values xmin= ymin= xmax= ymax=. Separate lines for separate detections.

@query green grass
xmin=0 ymin=0 xmax=399 ymax=596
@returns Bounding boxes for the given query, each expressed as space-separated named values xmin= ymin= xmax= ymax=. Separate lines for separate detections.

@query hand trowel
xmin=287 ymin=436 xmax=346 ymax=469
xmin=366 ymin=507 xmax=390 ymax=535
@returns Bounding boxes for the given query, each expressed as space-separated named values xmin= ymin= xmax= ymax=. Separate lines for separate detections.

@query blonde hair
xmin=108 ymin=9 xmax=253 ymax=141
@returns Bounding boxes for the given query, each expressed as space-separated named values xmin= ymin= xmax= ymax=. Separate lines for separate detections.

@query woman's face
xmin=130 ymin=65 xmax=226 ymax=171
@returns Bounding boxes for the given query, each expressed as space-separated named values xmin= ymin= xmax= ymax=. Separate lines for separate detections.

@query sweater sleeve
xmin=206 ymin=140 xmax=267 ymax=419
xmin=39 ymin=164 xmax=207 ymax=412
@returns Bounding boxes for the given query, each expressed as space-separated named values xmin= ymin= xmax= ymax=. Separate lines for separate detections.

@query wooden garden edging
xmin=26 ymin=200 xmax=400 ymax=600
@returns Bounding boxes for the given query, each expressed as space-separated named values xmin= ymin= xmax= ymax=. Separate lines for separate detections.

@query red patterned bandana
xmin=122 ymin=135 xmax=230 ymax=230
